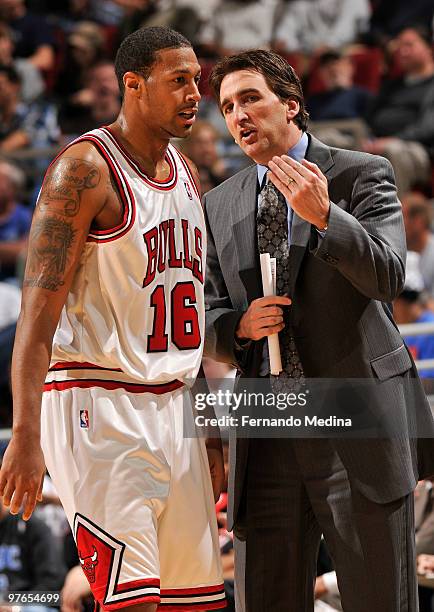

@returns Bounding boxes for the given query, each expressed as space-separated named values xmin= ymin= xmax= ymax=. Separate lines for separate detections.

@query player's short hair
xmin=115 ymin=26 xmax=192 ymax=97
xmin=209 ymin=49 xmax=309 ymax=131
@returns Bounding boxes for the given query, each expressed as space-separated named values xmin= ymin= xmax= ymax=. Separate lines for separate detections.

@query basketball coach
xmin=202 ymin=50 xmax=434 ymax=611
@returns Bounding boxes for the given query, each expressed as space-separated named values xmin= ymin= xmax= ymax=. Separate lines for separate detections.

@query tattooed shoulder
xmin=38 ymin=157 xmax=101 ymax=218
xmin=24 ymin=216 xmax=77 ymax=292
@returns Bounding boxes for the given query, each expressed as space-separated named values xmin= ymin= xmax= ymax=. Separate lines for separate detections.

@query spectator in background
xmin=199 ymin=0 xmax=278 ymax=57
xmin=181 ymin=120 xmax=230 ymax=190
xmin=307 ymin=50 xmax=372 ymax=148
xmin=393 ymin=251 xmax=434 ymax=379
xmin=369 ymin=0 xmax=434 ymax=43
xmin=0 ymin=281 xmax=20 ymax=392
xmin=0 ymin=494 xmax=65 ymax=606
xmin=0 ymin=23 xmax=44 ymax=102
xmin=61 ymin=564 xmax=94 ymax=612
xmin=0 ymin=63 xmax=59 ymax=153
xmin=415 ymin=479 xmax=434 ymax=557
xmin=363 ymin=26 xmax=434 ymax=194
xmin=402 ymin=193 xmax=434 ymax=298
xmin=417 ymin=553 xmax=434 ymax=612
xmin=59 ymin=59 xmax=121 ymax=137
xmin=55 ymin=21 xmax=106 ymax=102
xmin=0 ymin=160 xmax=30 ymax=283
xmin=307 ymin=50 xmax=372 ymax=121
xmin=0 ymin=64 xmax=29 ymax=151
xmin=273 ymin=0 xmax=370 ymax=55
xmin=0 ymin=0 xmax=55 ymax=72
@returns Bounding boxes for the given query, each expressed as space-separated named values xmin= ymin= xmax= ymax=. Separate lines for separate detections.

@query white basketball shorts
xmin=41 ymin=380 xmax=225 ymax=611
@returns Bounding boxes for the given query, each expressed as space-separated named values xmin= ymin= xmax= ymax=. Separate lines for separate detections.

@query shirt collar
xmin=257 ymin=131 xmax=308 ymax=187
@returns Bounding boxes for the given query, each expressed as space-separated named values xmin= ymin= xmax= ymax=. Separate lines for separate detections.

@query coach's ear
xmin=123 ymin=72 xmax=141 ymax=97
xmin=286 ymin=99 xmax=299 ymax=123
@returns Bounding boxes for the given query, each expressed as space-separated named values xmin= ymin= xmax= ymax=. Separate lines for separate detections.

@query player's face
xmin=220 ymin=70 xmax=298 ymax=165
xmin=141 ymin=47 xmax=201 ymax=139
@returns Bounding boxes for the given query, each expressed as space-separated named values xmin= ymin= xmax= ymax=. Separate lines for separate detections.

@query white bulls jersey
xmin=45 ymin=127 xmax=206 ymax=389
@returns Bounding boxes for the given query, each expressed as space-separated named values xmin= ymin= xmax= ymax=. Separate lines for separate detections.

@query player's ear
xmin=285 ymin=99 xmax=300 ymax=123
xmin=123 ymin=72 xmax=142 ymax=97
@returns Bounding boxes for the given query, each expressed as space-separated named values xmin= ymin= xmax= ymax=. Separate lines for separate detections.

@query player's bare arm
xmin=0 ymin=142 xmax=117 ymax=520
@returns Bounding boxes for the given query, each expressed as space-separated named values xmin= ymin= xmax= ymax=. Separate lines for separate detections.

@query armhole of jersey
xmin=41 ymin=133 xmax=136 ymax=244
xmin=172 ymin=147 xmax=201 ymax=202
xmin=81 ymin=135 xmax=136 ymax=243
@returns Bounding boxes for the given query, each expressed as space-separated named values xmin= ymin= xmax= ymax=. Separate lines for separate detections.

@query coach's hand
xmin=268 ymin=156 xmax=330 ymax=231
xmin=0 ymin=434 xmax=45 ymax=520
xmin=206 ymin=446 xmax=225 ymax=502
xmin=236 ymin=295 xmax=291 ymax=341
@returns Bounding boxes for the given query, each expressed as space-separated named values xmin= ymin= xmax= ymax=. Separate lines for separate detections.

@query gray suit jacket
xmin=203 ymin=134 xmax=434 ymax=530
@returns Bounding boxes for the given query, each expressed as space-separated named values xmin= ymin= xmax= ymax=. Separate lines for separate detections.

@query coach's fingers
xmin=301 ymin=159 xmax=328 ymax=183
xmin=256 ymin=315 xmax=284 ymax=328
xmin=253 ymin=295 xmax=291 ymax=308
xmin=251 ymin=323 xmax=285 ymax=340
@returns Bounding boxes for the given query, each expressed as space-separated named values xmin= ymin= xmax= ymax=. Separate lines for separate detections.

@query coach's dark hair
xmin=209 ymin=50 xmax=309 ymax=131
xmin=115 ymin=26 xmax=192 ymax=97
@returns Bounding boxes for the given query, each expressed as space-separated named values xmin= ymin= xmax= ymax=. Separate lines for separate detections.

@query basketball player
xmin=0 ymin=27 xmax=226 ymax=612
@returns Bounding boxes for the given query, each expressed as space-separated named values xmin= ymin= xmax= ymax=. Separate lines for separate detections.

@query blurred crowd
xmin=0 ymin=0 xmax=434 ymax=609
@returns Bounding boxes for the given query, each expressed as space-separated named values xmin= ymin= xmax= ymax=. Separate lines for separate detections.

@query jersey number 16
xmin=147 ymin=281 xmax=201 ymax=352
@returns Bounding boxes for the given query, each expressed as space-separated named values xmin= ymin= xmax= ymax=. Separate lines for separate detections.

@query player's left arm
xmin=193 ymin=371 xmax=224 ymax=502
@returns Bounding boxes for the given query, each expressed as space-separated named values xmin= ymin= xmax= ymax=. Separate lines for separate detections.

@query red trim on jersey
xmin=103 ymin=595 xmax=160 ymax=611
xmin=159 ymin=583 xmax=226 ymax=610
xmin=116 ymin=578 xmax=160 ymax=593
xmin=49 ymin=361 xmax=123 ymax=372
xmin=160 ymin=584 xmax=225 ymax=597
xmin=102 ymin=127 xmax=178 ymax=191
xmin=78 ymin=134 xmax=136 ymax=242
xmin=43 ymin=379 xmax=184 ymax=394
xmin=173 ymin=149 xmax=201 ymax=200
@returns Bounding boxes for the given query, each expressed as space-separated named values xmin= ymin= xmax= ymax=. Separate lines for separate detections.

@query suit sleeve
xmin=311 ymin=155 xmax=406 ymax=302
xmin=203 ymin=194 xmax=248 ymax=369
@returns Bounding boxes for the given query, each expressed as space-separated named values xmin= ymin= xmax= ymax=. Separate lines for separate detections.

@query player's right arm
xmin=0 ymin=143 xmax=111 ymax=520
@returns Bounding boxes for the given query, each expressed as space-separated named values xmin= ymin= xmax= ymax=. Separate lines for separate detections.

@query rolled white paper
xmin=259 ymin=253 xmax=282 ymax=375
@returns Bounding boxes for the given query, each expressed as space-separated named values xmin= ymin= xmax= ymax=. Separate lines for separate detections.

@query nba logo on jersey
xmin=183 ymin=181 xmax=193 ymax=200
xmin=80 ymin=410 xmax=89 ymax=428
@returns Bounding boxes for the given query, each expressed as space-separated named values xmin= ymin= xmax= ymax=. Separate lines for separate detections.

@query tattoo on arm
xmin=24 ymin=216 xmax=77 ymax=292
xmin=38 ymin=158 xmax=101 ymax=218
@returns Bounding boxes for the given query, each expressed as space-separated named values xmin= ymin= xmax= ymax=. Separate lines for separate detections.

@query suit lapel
xmin=232 ymin=166 xmax=263 ymax=301
xmin=288 ymin=134 xmax=335 ymax=296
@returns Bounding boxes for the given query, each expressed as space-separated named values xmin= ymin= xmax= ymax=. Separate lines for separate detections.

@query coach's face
xmin=219 ymin=69 xmax=300 ymax=165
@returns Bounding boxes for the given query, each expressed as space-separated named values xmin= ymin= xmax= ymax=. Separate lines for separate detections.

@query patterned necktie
xmin=257 ymin=179 xmax=304 ymax=389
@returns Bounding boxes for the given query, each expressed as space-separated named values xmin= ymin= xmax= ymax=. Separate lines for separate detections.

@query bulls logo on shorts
xmin=74 ymin=514 xmax=160 ymax=610
xmin=75 ymin=514 xmax=116 ymax=597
